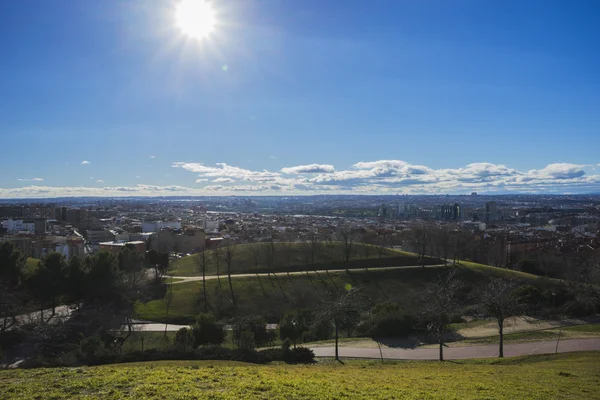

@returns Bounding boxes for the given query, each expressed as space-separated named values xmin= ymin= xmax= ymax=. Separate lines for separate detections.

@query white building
xmin=1 ymin=219 xmax=35 ymax=233
xmin=142 ymin=221 xmax=182 ymax=233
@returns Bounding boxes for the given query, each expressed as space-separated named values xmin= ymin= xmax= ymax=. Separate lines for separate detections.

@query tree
xmin=262 ymin=240 xmax=277 ymax=273
xmin=147 ymin=249 xmax=169 ymax=282
xmin=338 ymin=224 xmax=357 ymax=264
xmin=65 ymin=256 xmax=87 ymax=308
xmin=480 ymin=278 xmax=522 ymax=358
xmin=408 ymin=222 xmax=432 ymax=266
xmin=375 ymin=231 xmax=390 ymax=258
xmin=434 ymin=226 xmax=452 ymax=265
xmin=248 ymin=243 xmax=261 ymax=271
xmin=195 ymin=251 xmax=208 ymax=312
xmin=279 ymin=309 xmax=313 ymax=348
xmin=164 ymin=280 xmax=174 ymax=336
xmin=224 ymin=242 xmax=237 ymax=309
xmin=419 ymin=271 xmax=463 ymax=361
xmin=280 ymin=241 xmax=295 ymax=268
xmin=29 ymin=252 xmax=68 ymax=320
xmin=300 ymin=233 xmax=322 ymax=265
xmin=191 ymin=313 xmax=225 ymax=347
xmin=174 ymin=327 xmax=195 ymax=353
xmin=317 ymin=287 xmax=363 ymax=361
xmin=0 ymin=243 xmax=25 ymax=331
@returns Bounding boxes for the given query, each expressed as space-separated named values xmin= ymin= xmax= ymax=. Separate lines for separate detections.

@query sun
xmin=175 ymin=0 xmax=216 ymax=40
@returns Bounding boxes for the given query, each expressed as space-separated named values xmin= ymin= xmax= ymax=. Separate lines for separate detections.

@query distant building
xmin=86 ymin=229 xmax=114 ymax=244
xmin=142 ymin=221 xmax=182 ymax=233
xmin=151 ymin=227 xmax=205 ymax=253
xmin=485 ymin=201 xmax=498 ymax=222
xmin=99 ymin=241 xmax=146 ymax=254
xmin=1 ymin=219 xmax=36 ymax=234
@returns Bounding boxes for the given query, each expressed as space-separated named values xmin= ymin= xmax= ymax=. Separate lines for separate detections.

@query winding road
xmin=310 ymin=338 xmax=600 ymax=360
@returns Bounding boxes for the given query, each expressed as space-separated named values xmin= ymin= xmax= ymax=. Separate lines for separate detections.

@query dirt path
xmin=164 ymin=264 xmax=446 ymax=285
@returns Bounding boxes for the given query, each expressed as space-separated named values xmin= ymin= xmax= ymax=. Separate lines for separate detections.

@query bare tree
xmin=375 ymin=231 xmax=390 ymax=258
xmin=317 ymin=287 xmax=363 ymax=361
xmin=408 ymin=222 xmax=432 ymax=266
xmin=419 ymin=270 xmax=463 ymax=361
xmin=434 ymin=226 xmax=452 ymax=265
xmin=224 ymin=242 xmax=237 ymax=309
xmin=195 ymin=251 xmax=208 ymax=313
xmin=248 ymin=243 xmax=261 ymax=271
xmin=280 ymin=241 xmax=295 ymax=268
xmin=164 ymin=278 xmax=174 ymax=337
xmin=262 ymin=240 xmax=277 ymax=273
xmin=480 ymin=278 xmax=522 ymax=358
xmin=338 ymin=224 xmax=358 ymax=264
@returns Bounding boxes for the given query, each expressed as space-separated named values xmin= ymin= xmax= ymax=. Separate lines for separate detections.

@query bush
xmin=192 ymin=313 xmax=225 ymax=347
xmin=283 ymin=347 xmax=315 ymax=364
xmin=358 ymin=302 xmax=419 ymax=338
xmin=174 ymin=328 xmax=194 ymax=353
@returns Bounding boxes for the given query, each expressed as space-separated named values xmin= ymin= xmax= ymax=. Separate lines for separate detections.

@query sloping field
xmin=169 ymin=242 xmax=436 ymax=276
xmin=1 ymin=352 xmax=599 ymax=399
xmin=137 ymin=262 xmax=556 ymax=324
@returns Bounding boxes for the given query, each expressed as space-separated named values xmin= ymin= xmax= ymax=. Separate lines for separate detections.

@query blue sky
xmin=1 ymin=0 xmax=599 ymax=197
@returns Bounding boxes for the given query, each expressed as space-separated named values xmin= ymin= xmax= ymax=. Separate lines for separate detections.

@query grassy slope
xmin=2 ymin=352 xmax=599 ymax=399
xmin=168 ymin=242 xmax=431 ymax=276
xmin=136 ymin=263 xmax=555 ymax=324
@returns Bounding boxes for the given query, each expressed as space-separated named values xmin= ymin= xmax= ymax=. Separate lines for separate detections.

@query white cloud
xmin=212 ymin=177 xmax=235 ymax=183
xmin=269 ymin=156 xmax=276 ymax=159
xmin=135 ymin=176 xmax=141 ymax=179
xmin=281 ymin=164 xmax=335 ymax=174
xmin=96 ymin=180 xmax=104 ymax=183
xmin=172 ymin=159 xmax=600 ymax=194
xmin=150 ymin=156 xmax=156 ymax=159
xmin=2 ymin=160 xmax=598 ymax=199
xmin=81 ymin=160 xmax=90 ymax=165
xmin=17 ymin=178 xmax=44 ymax=182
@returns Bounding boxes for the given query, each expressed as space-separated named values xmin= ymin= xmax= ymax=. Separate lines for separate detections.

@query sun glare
xmin=175 ymin=0 xmax=216 ymax=40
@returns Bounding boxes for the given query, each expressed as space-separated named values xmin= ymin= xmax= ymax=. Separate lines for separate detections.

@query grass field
xmin=168 ymin=242 xmax=433 ymax=276
xmin=2 ymin=352 xmax=599 ymax=399
xmin=136 ymin=262 xmax=556 ymax=324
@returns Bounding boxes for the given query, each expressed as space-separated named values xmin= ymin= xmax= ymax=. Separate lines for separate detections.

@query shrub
xmin=283 ymin=347 xmax=315 ymax=364
xmin=174 ymin=328 xmax=195 ymax=353
xmin=192 ymin=313 xmax=225 ymax=347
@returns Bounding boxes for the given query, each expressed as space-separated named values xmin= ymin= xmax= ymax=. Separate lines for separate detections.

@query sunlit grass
xmin=1 ymin=352 xmax=599 ymax=399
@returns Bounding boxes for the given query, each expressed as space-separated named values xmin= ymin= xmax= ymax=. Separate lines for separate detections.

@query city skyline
xmin=1 ymin=0 xmax=599 ymax=197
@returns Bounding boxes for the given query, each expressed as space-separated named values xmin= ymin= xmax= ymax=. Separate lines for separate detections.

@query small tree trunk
xmin=499 ymin=319 xmax=504 ymax=358
xmin=335 ymin=323 xmax=339 ymax=361
xmin=202 ymin=258 xmax=207 ymax=313
xmin=439 ymin=337 xmax=444 ymax=361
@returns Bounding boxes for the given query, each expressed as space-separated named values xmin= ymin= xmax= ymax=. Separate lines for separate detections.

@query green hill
xmin=168 ymin=241 xmax=437 ymax=276
xmin=1 ymin=353 xmax=598 ymax=399
xmin=137 ymin=262 xmax=558 ymax=324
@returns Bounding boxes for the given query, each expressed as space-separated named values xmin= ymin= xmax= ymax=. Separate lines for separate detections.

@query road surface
xmin=310 ymin=338 xmax=600 ymax=360
xmin=164 ymin=264 xmax=446 ymax=285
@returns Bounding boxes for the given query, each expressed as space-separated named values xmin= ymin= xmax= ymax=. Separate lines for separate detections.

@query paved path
xmin=165 ymin=264 xmax=446 ymax=285
xmin=310 ymin=338 xmax=600 ymax=360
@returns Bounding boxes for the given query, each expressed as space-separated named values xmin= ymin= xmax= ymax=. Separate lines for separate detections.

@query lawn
xmin=168 ymin=242 xmax=435 ymax=276
xmin=1 ymin=352 xmax=599 ymax=399
xmin=136 ymin=263 xmax=556 ymax=324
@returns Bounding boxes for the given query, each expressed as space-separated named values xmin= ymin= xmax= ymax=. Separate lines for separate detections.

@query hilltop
xmin=168 ymin=241 xmax=437 ymax=276
xmin=137 ymin=261 xmax=556 ymax=324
